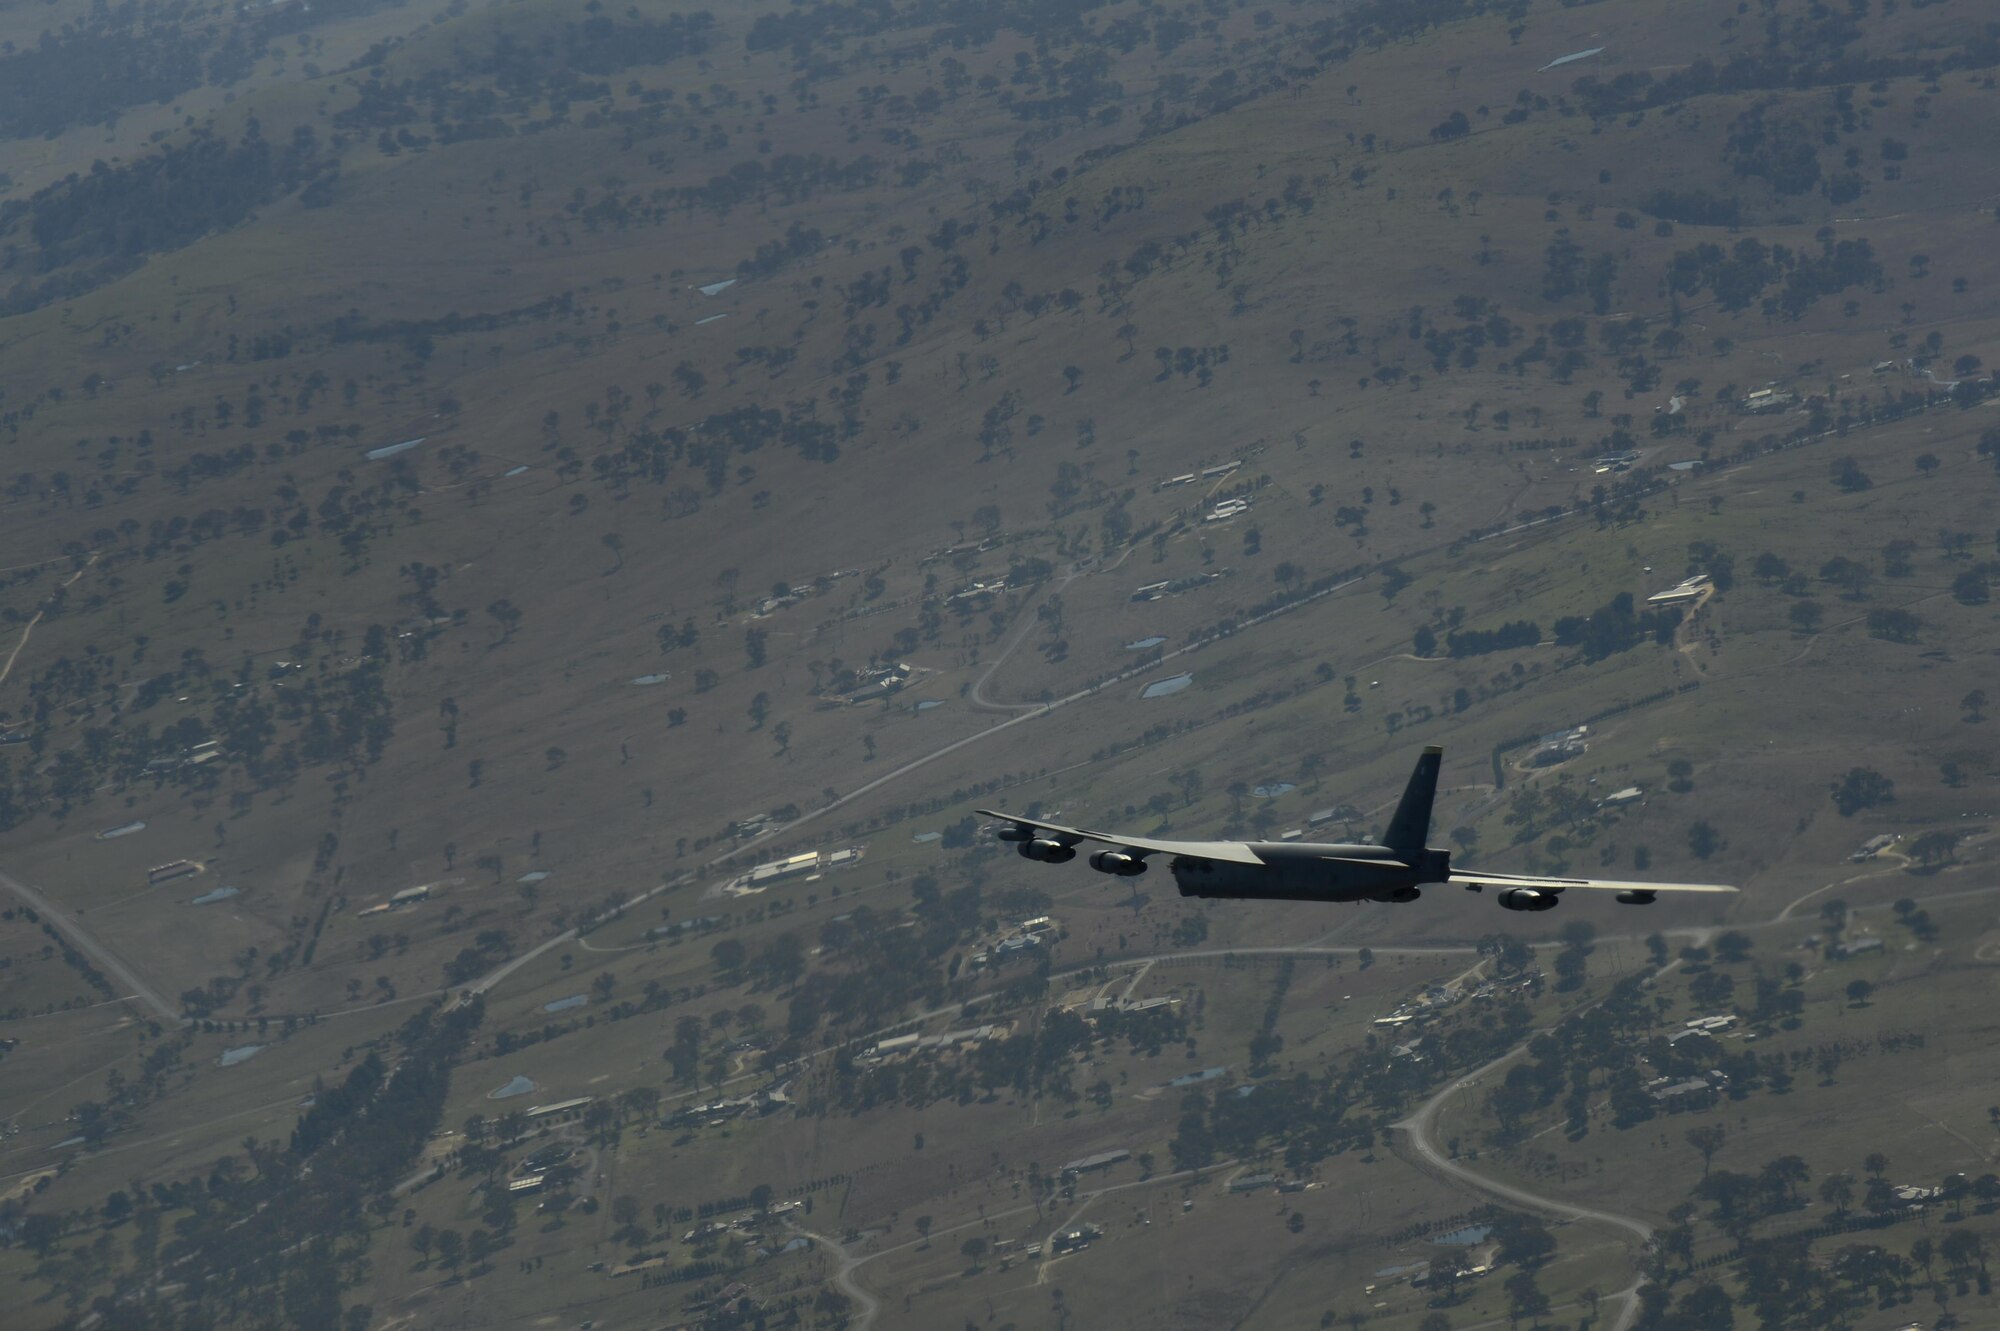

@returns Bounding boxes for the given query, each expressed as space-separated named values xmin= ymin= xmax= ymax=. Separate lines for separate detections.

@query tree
xmin=710 ymin=938 xmax=746 ymax=978
xmin=1940 ymin=1227 xmax=1985 ymax=1277
xmin=960 ymin=1236 xmax=987 ymax=1268
xmin=1687 ymin=1125 xmax=1728 ymax=1176
xmin=1964 ymin=689 xmax=1988 ymax=723
xmin=1909 ymin=829 xmax=1959 ymax=867
xmin=1818 ymin=556 xmax=1873 ymax=599
xmin=1830 ymin=767 xmax=1894 ymax=817
xmin=485 ymin=599 xmax=522 ymax=643
xmin=1671 ymin=1283 xmax=1734 ymax=1327
xmin=1697 ymin=1170 xmax=1760 ymax=1236
xmin=1688 ymin=821 xmax=1721 ymax=860
xmin=1788 ymin=599 xmax=1822 ymax=633
xmin=1413 ymin=625 xmax=1439 ymax=657
xmin=1830 ymin=455 xmax=1873 ymax=492
xmin=1688 ymin=969 xmax=1734 ymax=1009
xmin=411 ymin=1223 xmax=438 ymax=1263
xmin=1492 ymin=1211 xmax=1555 ymax=1268
xmin=1916 ymin=452 xmax=1941 ymax=477
xmin=1865 ymin=607 xmax=1921 ymax=643
xmin=1504 ymin=1269 xmax=1550 ymax=1325
xmin=1846 ymin=978 xmax=1874 ymax=1006
xmin=1759 ymin=1154 xmax=1810 ymax=1210
xmin=1820 ymin=1173 xmax=1854 ymax=1216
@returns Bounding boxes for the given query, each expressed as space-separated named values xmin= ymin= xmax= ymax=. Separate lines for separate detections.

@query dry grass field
xmin=3 ymin=0 xmax=2000 ymax=1326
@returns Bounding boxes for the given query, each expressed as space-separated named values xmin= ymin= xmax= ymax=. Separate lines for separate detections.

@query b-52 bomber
xmin=981 ymin=746 xmax=1736 ymax=913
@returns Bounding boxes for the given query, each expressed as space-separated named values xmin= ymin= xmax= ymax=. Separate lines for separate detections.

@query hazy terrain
xmin=2 ymin=0 xmax=1999 ymax=1327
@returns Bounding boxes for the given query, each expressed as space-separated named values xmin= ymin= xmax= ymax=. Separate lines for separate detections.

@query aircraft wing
xmin=976 ymin=810 xmax=1266 ymax=865
xmin=1449 ymin=868 xmax=1737 ymax=894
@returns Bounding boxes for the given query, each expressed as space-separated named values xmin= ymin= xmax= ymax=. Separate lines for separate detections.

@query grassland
xmin=3 ymin=0 xmax=2000 ymax=1326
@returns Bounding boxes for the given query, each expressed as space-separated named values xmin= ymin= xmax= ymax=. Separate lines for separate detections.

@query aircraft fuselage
xmin=1170 ymin=842 xmax=1452 ymax=903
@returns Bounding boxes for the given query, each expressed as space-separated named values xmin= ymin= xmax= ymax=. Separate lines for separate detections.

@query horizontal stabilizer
xmin=1449 ymin=869 xmax=1737 ymax=894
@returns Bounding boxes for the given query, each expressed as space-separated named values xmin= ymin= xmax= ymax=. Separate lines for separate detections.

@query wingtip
xmin=1422 ymin=745 xmax=1443 ymax=756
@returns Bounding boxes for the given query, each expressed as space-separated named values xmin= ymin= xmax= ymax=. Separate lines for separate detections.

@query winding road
xmin=786 ymin=1223 xmax=883 ymax=1327
xmin=1390 ymin=965 xmax=1693 ymax=1331
xmin=1395 ymin=1043 xmax=1654 ymax=1331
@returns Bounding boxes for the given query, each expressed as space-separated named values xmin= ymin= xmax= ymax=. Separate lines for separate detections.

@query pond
xmin=630 ymin=674 xmax=669 ymax=685
xmin=1124 ymin=636 xmax=1168 ymax=650
xmin=1166 ymin=1066 xmax=1227 ymax=1088
xmin=488 ymin=1074 xmax=538 ymax=1098
xmin=541 ymin=994 xmax=586 ymax=1014
xmin=219 ymin=1045 xmax=265 ymax=1068
xmin=698 ymin=278 xmax=738 ymax=296
xmin=1140 ymin=673 xmax=1194 ymax=699
xmin=97 ymin=821 xmax=147 ymax=840
xmin=190 ymin=887 xmax=240 ymax=906
xmin=1252 ymin=783 xmax=1296 ymax=798
xmin=1433 ymin=1224 xmax=1493 ymax=1246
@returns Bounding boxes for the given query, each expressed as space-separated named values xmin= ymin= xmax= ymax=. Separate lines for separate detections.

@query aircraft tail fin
xmin=1382 ymin=746 xmax=1443 ymax=852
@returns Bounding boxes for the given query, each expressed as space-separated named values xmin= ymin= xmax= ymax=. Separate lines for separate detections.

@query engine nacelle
xmin=1615 ymin=889 xmax=1658 ymax=906
xmin=1497 ymin=888 xmax=1560 ymax=912
xmin=1088 ymin=850 xmax=1147 ymax=877
xmin=996 ymin=823 xmax=1035 ymax=843
xmin=1019 ymin=838 xmax=1076 ymax=863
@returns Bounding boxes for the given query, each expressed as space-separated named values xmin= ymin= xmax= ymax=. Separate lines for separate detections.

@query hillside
xmin=3 ymin=0 xmax=2000 ymax=1327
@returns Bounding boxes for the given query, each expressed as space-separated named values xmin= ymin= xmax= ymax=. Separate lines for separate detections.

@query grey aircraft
xmin=980 ymin=745 xmax=1736 ymax=912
